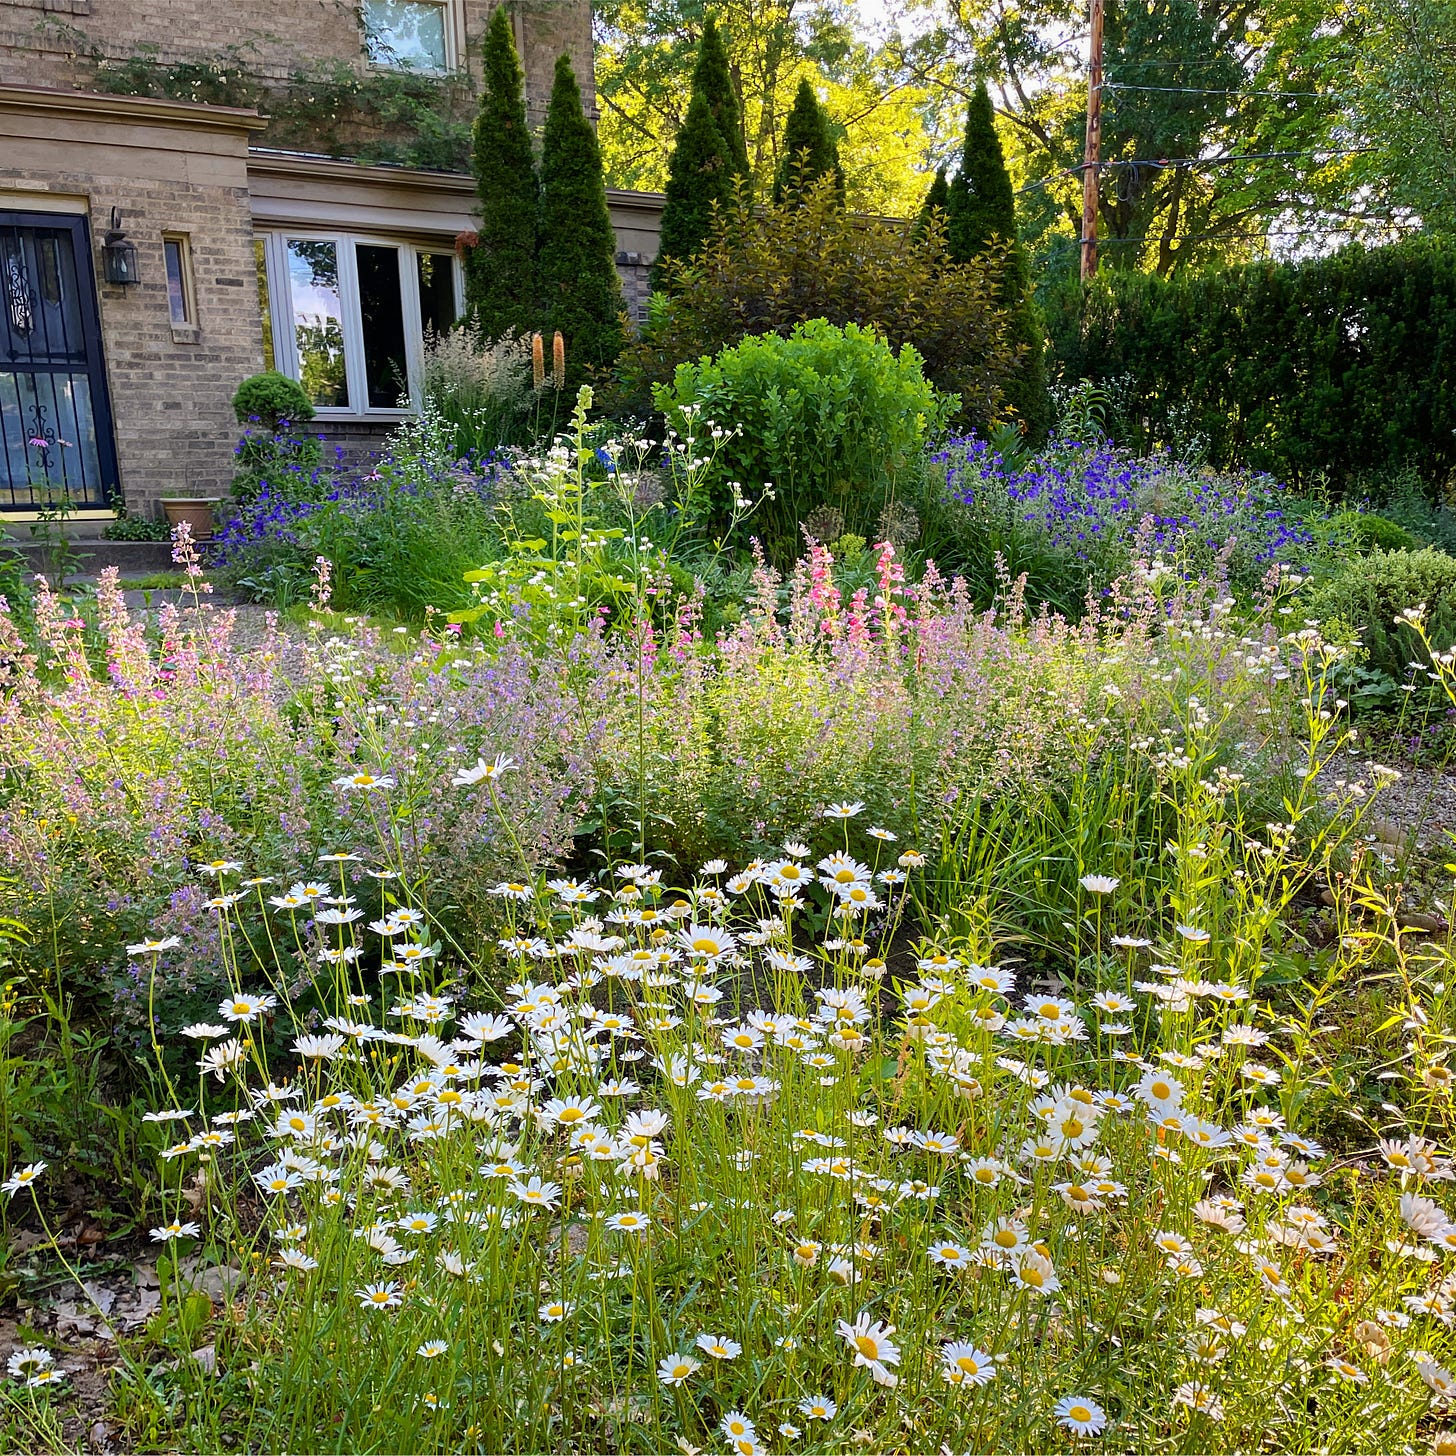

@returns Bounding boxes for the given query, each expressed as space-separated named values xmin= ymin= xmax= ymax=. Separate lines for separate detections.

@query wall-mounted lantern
xmin=102 ymin=207 xmax=140 ymax=285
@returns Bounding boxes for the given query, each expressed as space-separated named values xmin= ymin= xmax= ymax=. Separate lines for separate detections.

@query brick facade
xmin=0 ymin=5 xmax=664 ymax=520
xmin=0 ymin=89 xmax=266 ymax=512
xmin=0 ymin=0 xmax=593 ymax=127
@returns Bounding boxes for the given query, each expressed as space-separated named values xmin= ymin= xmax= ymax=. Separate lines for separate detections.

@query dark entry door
xmin=0 ymin=212 xmax=118 ymax=510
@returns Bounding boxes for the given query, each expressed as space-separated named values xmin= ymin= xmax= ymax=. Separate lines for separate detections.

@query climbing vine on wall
xmin=95 ymin=50 xmax=474 ymax=171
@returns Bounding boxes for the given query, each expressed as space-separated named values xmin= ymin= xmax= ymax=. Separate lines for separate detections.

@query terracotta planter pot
xmin=161 ymin=497 xmax=220 ymax=541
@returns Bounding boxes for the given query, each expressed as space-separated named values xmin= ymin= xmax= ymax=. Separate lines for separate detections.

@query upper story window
xmin=362 ymin=0 xmax=453 ymax=73
xmin=255 ymin=230 xmax=462 ymax=418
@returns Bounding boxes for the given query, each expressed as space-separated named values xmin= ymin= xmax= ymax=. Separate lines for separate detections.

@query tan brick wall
xmin=0 ymin=1 xmax=593 ymax=127
xmin=0 ymin=92 xmax=266 ymax=514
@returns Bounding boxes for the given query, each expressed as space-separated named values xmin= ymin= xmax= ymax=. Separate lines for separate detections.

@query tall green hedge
xmin=1045 ymin=239 xmax=1456 ymax=489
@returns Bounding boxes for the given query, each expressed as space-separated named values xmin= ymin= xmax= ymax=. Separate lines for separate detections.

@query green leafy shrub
xmin=654 ymin=320 xmax=950 ymax=561
xmin=232 ymin=371 xmax=315 ymax=431
xmin=618 ymin=176 xmax=1017 ymax=432
xmin=1322 ymin=509 xmax=1420 ymax=554
xmin=1306 ymin=547 xmax=1456 ymax=700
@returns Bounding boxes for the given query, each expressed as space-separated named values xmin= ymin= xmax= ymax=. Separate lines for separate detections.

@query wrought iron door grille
xmin=0 ymin=213 xmax=118 ymax=511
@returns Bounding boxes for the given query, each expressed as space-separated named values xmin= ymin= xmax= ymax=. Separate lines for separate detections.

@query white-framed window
xmin=361 ymin=0 xmax=459 ymax=73
xmin=254 ymin=231 xmax=463 ymax=418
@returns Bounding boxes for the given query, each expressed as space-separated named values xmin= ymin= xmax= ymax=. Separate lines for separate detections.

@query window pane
xmin=416 ymin=252 xmax=457 ymax=339
xmin=356 ymin=243 xmax=408 ymax=409
xmin=254 ymin=239 xmax=275 ymax=371
xmin=286 ymin=239 xmax=347 ymax=408
xmin=164 ymin=239 xmax=188 ymax=324
xmin=363 ymin=0 xmax=447 ymax=71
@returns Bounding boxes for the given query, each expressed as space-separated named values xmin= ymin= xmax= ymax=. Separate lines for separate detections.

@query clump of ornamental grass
xmin=10 ymin=636 xmax=1456 ymax=1454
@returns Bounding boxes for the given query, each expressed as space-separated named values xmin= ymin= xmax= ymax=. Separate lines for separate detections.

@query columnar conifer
xmin=771 ymin=78 xmax=845 ymax=207
xmin=465 ymin=6 xmax=538 ymax=340
xmin=538 ymin=54 xmax=626 ymax=380
xmin=945 ymin=82 xmax=1050 ymax=439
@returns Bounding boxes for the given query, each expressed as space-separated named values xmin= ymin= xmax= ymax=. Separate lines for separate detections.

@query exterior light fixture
xmin=102 ymin=207 xmax=140 ymax=285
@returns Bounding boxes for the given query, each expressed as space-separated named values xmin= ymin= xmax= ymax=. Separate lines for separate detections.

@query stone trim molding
xmin=0 ymin=82 xmax=268 ymax=135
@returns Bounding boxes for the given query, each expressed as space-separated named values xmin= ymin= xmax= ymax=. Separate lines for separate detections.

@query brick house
xmin=0 ymin=1 xmax=663 ymax=519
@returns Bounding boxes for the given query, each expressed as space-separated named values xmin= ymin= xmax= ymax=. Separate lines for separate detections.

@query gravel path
xmin=1320 ymin=748 xmax=1456 ymax=852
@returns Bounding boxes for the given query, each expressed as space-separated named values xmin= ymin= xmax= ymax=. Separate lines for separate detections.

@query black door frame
xmin=0 ymin=209 xmax=120 ymax=510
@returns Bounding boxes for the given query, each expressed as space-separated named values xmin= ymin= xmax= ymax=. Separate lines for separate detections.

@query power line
xmin=1103 ymin=81 xmax=1326 ymax=98
xmin=1016 ymin=145 xmax=1375 ymax=195
xmin=1043 ymin=220 xmax=1418 ymax=257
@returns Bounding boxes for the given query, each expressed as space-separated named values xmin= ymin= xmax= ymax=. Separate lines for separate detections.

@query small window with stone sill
xmin=163 ymin=233 xmax=199 ymax=341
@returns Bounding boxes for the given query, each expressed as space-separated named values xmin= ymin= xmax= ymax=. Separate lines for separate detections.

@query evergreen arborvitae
xmin=945 ymin=82 xmax=1051 ymax=440
xmin=771 ymin=78 xmax=845 ymax=206
xmin=464 ymin=6 xmax=538 ymax=340
xmin=945 ymin=83 xmax=1017 ymax=263
xmin=691 ymin=16 xmax=750 ymax=181
xmin=653 ymin=92 xmax=737 ymax=289
xmin=538 ymin=54 xmax=626 ymax=380
xmin=914 ymin=166 xmax=950 ymax=238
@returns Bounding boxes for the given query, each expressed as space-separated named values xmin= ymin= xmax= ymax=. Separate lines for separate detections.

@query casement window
xmin=254 ymin=231 xmax=462 ymax=418
xmin=361 ymin=0 xmax=458 ymax=73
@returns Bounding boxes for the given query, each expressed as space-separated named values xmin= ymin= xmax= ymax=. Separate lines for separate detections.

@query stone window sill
xmin=171 ymin=323 xmax=202 ymax=346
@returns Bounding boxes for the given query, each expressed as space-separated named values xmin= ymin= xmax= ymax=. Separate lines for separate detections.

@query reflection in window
xmin=164 ymin=237 xmax=191 ymax=325
xmin=356 ymin=243 xmax=408 ymax=409
xmin=286 ymin=238 xmax=347 ymax=408
xmin=416 ymin=252 xmax=457 ymax=340
xmin=254 ymin=239 xmax=275 ymax=371
xmin=362 ymin=0 xmax=448 ymax=71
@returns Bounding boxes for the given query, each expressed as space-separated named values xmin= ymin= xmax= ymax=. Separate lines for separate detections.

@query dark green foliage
xmin=613 ymin=178 xmax=1017 ymax=433
xmin=232 ymin=371 xmax=314 ymax=430
xmin=914 ymin=167 xmax=950 ymax=238
xmin=1306 ymin=548 xmax=1456 ymax=701
xmin=652 ymin=93 xmax=738 ymax=289
xmin=771 ymin=79 xmax=845 ymax=206
xmin=945 ymin=84 xmax=1050 ymax=441
xmin=691 ymin=16 xmax=750 ymax=181
xmin=946 ymin=84 xmax=1017 ymax=264
xmin=538 ymin=55 xmax=626 ymax=382
xmin=1044 ymin=238 xmax=1456 ymax=489
xmin=465 ymin=8 xmax=540 ymax=340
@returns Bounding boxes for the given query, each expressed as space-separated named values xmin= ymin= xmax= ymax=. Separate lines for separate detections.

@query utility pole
xmin=1081 ymin=0 xmax=1105 ymax=282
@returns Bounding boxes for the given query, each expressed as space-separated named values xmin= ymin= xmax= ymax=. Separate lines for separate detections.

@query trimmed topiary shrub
xmin=232 ymin=370 xmax=315 ymax=431
xmin=1306 ymin=547 xmax=1456 ymax=702
xmin=654 ymin=319 xmax=950 ymax=562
